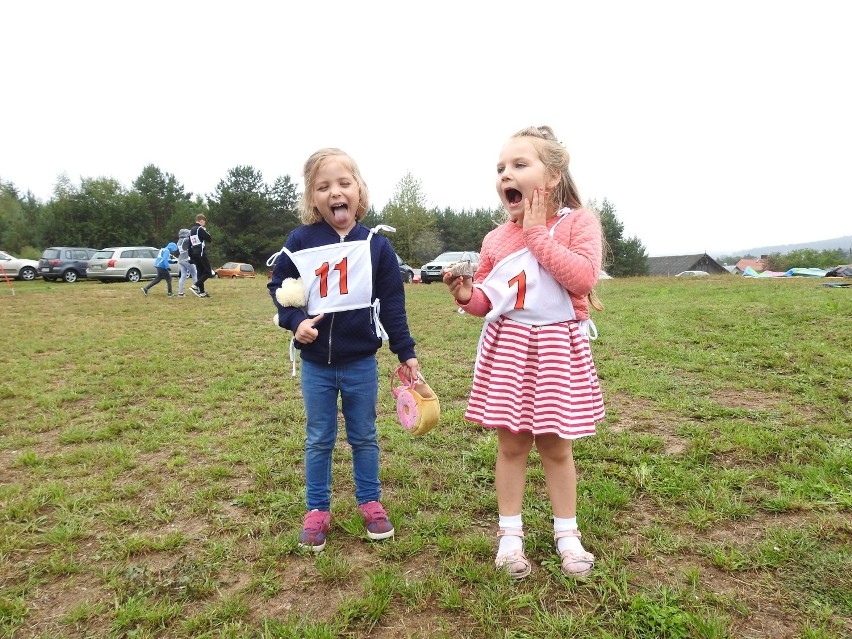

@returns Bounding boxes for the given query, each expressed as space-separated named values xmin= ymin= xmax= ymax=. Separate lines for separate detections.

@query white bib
xmin=474 ymin=212 xmax=576 ymax=325
xmin=281 ymin=225 xmax=393 ymax=315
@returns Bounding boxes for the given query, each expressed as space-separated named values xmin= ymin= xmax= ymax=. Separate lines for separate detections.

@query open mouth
xmin=504 ymin=188 xmax=522 ymax=205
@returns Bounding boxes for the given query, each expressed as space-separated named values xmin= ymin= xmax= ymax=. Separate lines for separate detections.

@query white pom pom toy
xmin=275 ymin=278 xmax=307 ymax=308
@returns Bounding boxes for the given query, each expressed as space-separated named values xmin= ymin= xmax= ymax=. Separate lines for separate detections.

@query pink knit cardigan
xmin=460 ymin=208 xmax=603 ymax=321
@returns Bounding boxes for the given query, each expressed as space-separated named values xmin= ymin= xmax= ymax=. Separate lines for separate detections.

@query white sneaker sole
xmin=366 ymin=528 xmax=395 ymax=541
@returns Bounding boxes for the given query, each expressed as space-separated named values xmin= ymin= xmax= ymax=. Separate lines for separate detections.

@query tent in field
xmin=743 ymin=266 xmax=830 ymax=278
xmin=742 ymin=266 xmax=785 ymax=278
xmin=784 ymin=268 xmax=828 ymax=277
xmin=826 ymin=265 xmax=852 ymax=277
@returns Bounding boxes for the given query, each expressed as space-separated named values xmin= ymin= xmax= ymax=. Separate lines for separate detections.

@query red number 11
xmin=315 ymin=257 xmax=349 ymax=297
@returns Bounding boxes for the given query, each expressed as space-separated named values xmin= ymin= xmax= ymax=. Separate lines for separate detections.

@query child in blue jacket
xmin=142 ymin=242 xmax=178 ymax=297
xmin=268 ymin=148 xmax=418 ymax=552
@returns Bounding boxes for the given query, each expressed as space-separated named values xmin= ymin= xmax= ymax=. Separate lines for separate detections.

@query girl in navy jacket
xmin=268 ymin=148 xmax=418 ymax=552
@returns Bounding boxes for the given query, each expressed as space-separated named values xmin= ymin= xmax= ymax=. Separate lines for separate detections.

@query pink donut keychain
xmin=390 ymin=366 xmax=440 ymax=436
xmin=394 ymin=385 xmax=420 ymax=431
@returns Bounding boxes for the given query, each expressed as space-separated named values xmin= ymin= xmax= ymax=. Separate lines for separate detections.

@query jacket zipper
xmin=327 ymin=314 xmax=335 ymax=364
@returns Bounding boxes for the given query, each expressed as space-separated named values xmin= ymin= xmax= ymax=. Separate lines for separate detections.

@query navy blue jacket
xmin=268 ymin=221 xmax=416 ymax=365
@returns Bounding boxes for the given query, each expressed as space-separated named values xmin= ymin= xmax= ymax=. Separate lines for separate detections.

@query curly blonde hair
xmin=299 ymin=148 xmax=370 ymax=225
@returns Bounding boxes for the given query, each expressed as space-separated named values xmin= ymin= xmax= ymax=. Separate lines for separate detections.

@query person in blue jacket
xmin=141 ymin=242 xmax=178 ymax=297
xmin=268 ymin=148 xmax=419 ymax=552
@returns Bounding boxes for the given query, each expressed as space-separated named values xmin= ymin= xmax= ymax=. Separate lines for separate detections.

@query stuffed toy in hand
xmin=272 ymin=278 xmax=307 ymax=327
xmin=275 ymin=278 xmax=307 ymax=308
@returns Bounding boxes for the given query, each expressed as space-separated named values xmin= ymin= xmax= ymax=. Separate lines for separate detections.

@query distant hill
xmin=711 ymin=235 xmax=852 ymax=259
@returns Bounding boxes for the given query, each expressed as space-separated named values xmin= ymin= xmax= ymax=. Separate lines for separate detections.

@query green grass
xmin=0 ymin=274 xmax=850 ymax=638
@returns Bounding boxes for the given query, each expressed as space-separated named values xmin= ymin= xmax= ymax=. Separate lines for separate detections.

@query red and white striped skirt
xmin=464 ymin=317 xmax=605 ymax=439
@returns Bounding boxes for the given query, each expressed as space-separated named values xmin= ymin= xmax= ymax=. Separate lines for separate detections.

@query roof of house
xmin=735 ymin=257 xmax=768 ymax=273
xmin=647 ymin=253 xmax=728 ymax=276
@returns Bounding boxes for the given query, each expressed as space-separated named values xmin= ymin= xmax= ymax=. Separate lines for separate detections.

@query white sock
xmin=554 ymin=516 xmax=584 ymax=554
xmin=498 ymin=514 xmax=523 ymax=555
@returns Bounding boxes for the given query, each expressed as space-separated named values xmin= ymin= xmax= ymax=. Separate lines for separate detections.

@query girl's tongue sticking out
xmin=332 ymin=203 xmax=349 ymax=223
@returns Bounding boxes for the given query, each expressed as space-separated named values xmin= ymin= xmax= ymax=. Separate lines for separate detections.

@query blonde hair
xmin=299 ymin=148 xmax=370 ymax=225
xmin=512 ymin=126 xmax=605 ymax=311
xmin=510 ymin=125 xmax=582 ymax=210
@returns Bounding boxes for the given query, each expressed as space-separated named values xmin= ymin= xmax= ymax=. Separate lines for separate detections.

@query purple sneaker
xmin=358 ymin=501 xmax=395 ymax=540
xmin=299 ymin=510 xmax=330 ymax=552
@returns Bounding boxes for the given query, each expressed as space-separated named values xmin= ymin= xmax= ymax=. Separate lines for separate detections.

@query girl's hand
xmin=442 ymin=270 xmax=473 ymax=304
xmin=523 ymin=187 xmax=548 ymax=229
xmin=294 ymin=313 xmax=324 ymax=344
xmin=401 ymin=358 xmax=420 ymax=382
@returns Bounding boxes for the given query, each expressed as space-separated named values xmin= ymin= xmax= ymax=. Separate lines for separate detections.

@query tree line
xmin=1 ymin=168 xmax=647 ymax=275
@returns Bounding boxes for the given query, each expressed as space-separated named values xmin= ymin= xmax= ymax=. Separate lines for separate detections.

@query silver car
xmin=0 ymin=250 xmax=40 ymax=281
xmin=86 ymin=246 xmax=179 ymax=283
xmin=420 ymin=251 xmax=480 ymax=284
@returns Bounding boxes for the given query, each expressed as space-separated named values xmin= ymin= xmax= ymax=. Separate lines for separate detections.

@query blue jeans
xmin=145 ymin=267 xmax=172 ymax=294
xmin=300 ymin=356 xmax=380 ymax=511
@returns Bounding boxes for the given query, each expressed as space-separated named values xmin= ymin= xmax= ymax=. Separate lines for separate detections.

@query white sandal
xmin=495 ymin=529 xmax=532 ymax=579
xmin=555 ymin=529 xmax=594 ymax=577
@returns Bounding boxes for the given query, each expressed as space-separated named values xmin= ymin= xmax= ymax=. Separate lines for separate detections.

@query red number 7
xmin=508 ymin=271 xmax=526 ymax=310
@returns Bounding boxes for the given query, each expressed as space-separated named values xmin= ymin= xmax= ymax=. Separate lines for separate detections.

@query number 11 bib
xmin=281 ymin=225 xmax=394 ymax=316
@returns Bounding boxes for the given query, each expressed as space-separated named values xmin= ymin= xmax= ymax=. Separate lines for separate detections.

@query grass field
xmin=1 ymin=273 xmax=850 ymax=638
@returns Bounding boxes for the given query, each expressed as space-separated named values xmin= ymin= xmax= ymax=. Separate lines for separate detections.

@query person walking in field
xmin=141 ymin=242 xmax=178 ymax=297
xmin=443 ymin=126 xmax=606 ymax=579
xmin=176 ymin=228 xmax=198 ymax=297
xmin=268 ymin=148 xmax=419 ymax=552
xmin=188 ymin=214 xmax=213 ymax=297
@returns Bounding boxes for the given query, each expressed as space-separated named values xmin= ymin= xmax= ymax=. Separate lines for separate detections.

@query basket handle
xmin=390 ymin=365 xmax=426 ymax=397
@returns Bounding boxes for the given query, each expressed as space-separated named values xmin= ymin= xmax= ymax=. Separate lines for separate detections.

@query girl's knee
xmin=498 ymin=430 xmax=534 ymax=459
xmin=535 ymin=436 xmax=573 ymax=463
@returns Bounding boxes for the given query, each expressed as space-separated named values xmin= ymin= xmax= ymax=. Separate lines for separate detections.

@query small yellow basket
xmin=390 ymin=366 xmax=440 ymax=436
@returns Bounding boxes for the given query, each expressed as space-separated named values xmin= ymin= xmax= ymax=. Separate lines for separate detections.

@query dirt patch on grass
xmin=12 ymin=573 xmax=107 ymax=639
xmin=710 ymin=388 xmax=782 ymax=412
xmin=606 ymin=393 xmax=689 ymax=454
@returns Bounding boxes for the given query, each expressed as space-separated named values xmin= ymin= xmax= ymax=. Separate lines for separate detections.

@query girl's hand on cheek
xmin=523 ymin=188 xmax=548 ymax=229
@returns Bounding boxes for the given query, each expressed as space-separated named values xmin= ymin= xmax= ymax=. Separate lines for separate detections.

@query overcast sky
xmin=2 ymin=1 xmax=850 ymax=257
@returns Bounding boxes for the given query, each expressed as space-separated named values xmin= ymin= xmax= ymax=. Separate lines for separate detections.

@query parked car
xmin=675 ymin=270 xmax=709 ymax=277
xmin=420 ymin=251 xmax=480 ymax=284
xmin=38 ymin=247 xmax=99 ymax=282
xmin=214 ymin=262 xmax=255 ymax=278
xmin=0 ymin=250 xmax=40 ymax=281
xmin=396 ymin=254 xmax=415 ymax=283
xmin=86 ymin=247 xmax=179 ymax=282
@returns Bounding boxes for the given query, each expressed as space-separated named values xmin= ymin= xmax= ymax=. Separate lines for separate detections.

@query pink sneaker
xmin=299 ymin=510 xmax=330 ymax=552
xmin=358 ymin=501 xmax=395 ymax=540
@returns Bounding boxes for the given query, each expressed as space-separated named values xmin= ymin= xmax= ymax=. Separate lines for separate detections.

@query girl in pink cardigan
xmin=444 ymin=126 xmax=605 ymax=580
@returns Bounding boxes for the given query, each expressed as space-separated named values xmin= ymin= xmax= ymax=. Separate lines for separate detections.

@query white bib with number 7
xmin=474 ymin=212 xmax=575 ymax=325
